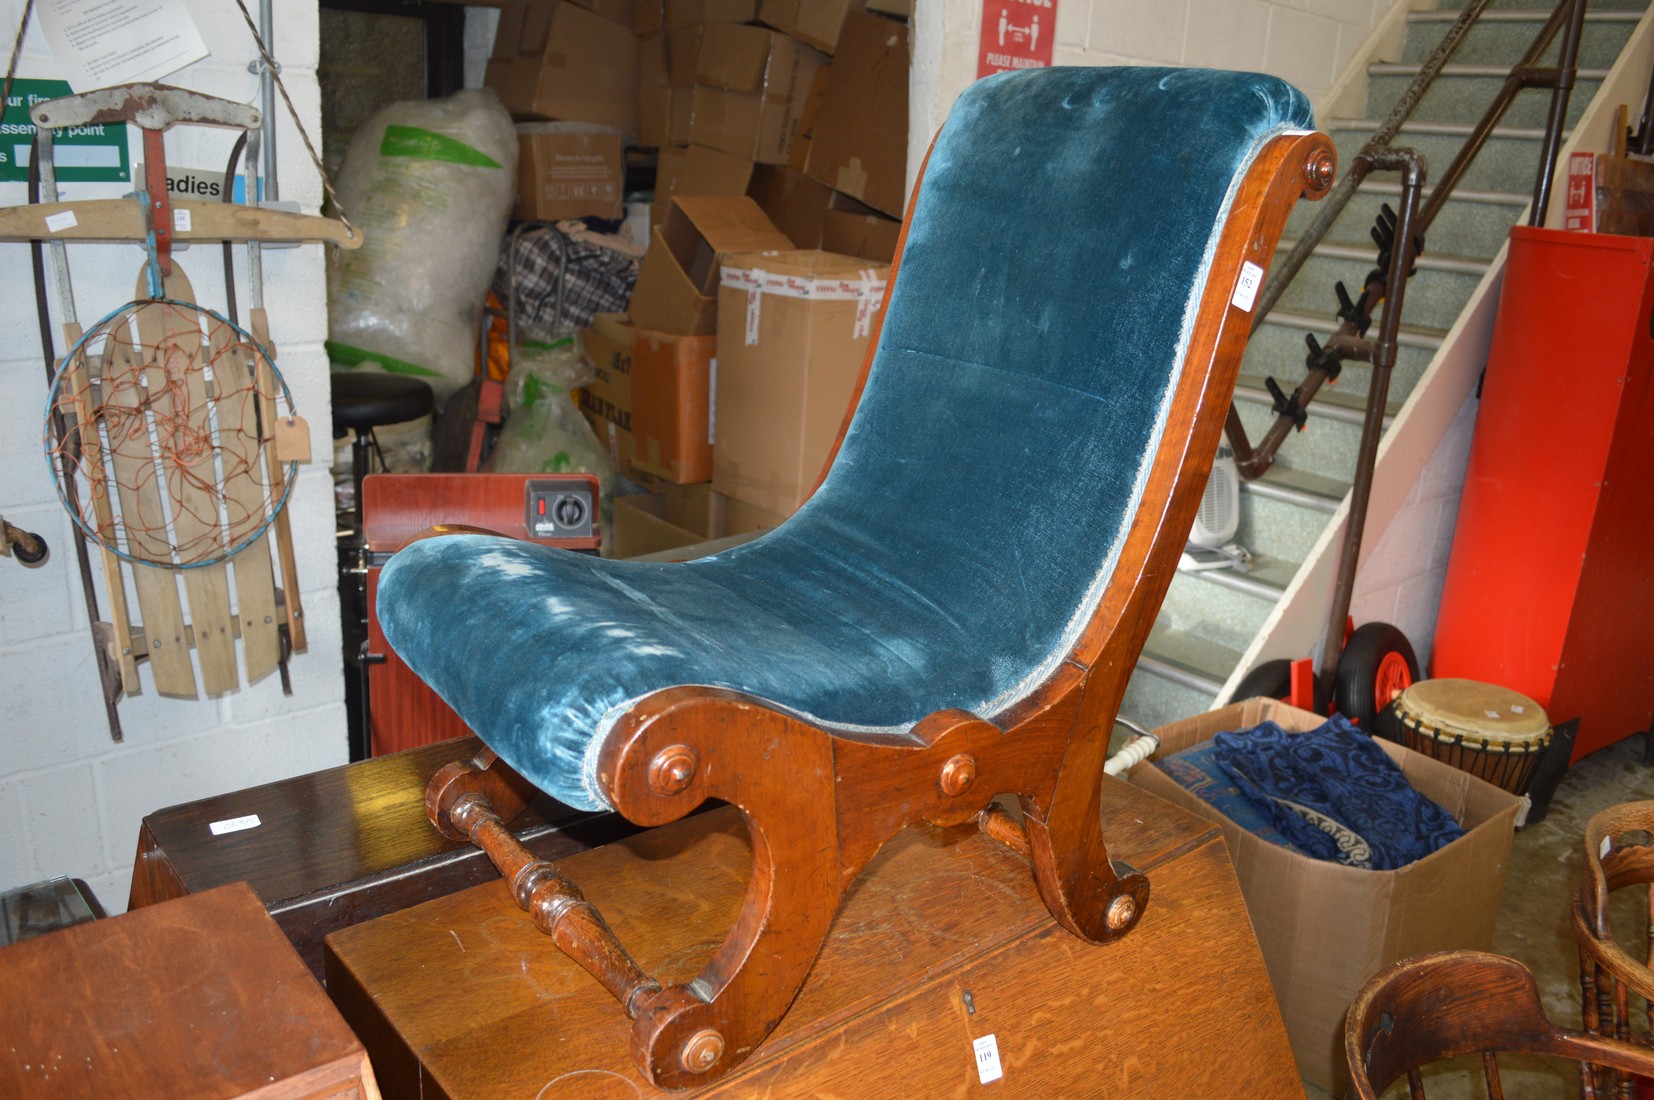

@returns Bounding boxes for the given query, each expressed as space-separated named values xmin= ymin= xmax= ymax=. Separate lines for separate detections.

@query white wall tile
xmin=1087 ymin=0 xmax=1189 ymax=66
xmin=1184 ymin=0 xmax=1274 ymax=75
xmin=20 ymin=764 xmax=106 ymax=882
xmin=1263 ymin=8 xmax=1341 ymax=95
xmin=0 ymin=783 xmax=30 ymax=891
xmin=1056 ymin=0 xmax=1091 ymax=48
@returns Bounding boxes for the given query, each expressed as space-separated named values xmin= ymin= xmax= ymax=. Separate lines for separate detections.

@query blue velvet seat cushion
xmin=378 ymin=67 xmax=1315 ymax=811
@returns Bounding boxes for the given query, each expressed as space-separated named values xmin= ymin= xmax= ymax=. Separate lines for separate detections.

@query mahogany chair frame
xmin=1347 ymin=950 xmax=1654 ymax=1099
xmin=422 ymin=126 xmax=1336 ymax=1088
xmin=1574 ymin=801 xmax=1654 ymax=1099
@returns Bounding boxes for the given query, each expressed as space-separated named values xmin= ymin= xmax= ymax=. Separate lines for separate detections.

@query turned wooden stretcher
xmin=378 ymin=66 xmax=1335 ymax=1088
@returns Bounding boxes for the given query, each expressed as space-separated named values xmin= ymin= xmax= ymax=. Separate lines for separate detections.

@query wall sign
xmin=978 ymin=0 xmax=1057 ymax=79
xmin=1 ymin=78 xmax=131 ymax=184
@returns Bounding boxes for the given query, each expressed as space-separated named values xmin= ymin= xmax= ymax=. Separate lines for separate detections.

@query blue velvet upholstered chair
xmin=380 ymin=66 xmax=1332 ymax=1088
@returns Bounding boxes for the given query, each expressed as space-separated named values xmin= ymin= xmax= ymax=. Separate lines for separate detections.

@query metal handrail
xmin=1228 ymin=0 xmax=1589 ymax=482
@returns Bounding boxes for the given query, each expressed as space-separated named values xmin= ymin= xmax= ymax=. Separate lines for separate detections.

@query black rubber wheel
xmin=1233 ymin=658 xmax=1293 ymax=703
xmin=1335 ymin=621 xmax=1419 ymax=729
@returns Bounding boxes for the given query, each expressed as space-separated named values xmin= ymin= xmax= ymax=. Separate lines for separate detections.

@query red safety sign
xmin=978 ymin=0 xmax=1057 ymax=79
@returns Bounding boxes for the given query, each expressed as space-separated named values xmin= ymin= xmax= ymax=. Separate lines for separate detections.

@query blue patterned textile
xmin=1155 ymin=741 xmax=1304 ymax=854
xmin=377 ymin=67 xmax=1315 ymax=811
xmin=1212 ymin=716 xmax=1464 ymax=870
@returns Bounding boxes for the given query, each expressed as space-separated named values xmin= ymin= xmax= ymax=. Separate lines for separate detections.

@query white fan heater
xmin=1189 ymin=443 xmax=1240 ymax=549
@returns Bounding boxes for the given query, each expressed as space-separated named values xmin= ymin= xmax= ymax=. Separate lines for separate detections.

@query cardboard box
xmin=611 ymin=482 xmax=784 ymax=558
xmin=713 ymin=249 xmax=887 ymax=514
xmin=513 ymin=123 xmax=626 ymax=221
xmin=664 ymin=0 xmax=756 ymax=28
xmin=689 ymin=35 xmax=825 ymax=164
xmin=631 ymin=330 xmax=716 ymax=482
xmin=787 ymin=64 xmax=830 ymax=173
xmin=821 ymin=205 xmax=900 ymax=263
xmin=578 ymin=312 xmax=639 ymax=475
xmin=664 ymin=24 xmax=701 ymax=85
xmin=758 ymin=0 xmax=866 ymax=54
xmin=568 ymin=0 xmax=633 ymax=25
xmin=651 ymin=144 xmax=755 ymax=225
xmin=1128 ymin=699 xmax=1522 ymax=1095
xmin=487 ymin=1 xmax=641 ymax=135
xmin=804 ymin=11 xmax=908 ymax=216
xmin=694 ymin=22 xmax=777 ymax=93
xmin=634 ymin=0 xmax=663 ymax=34
xmin=747 ymin=163 xmax=835 ymax=249
xmin=629 ymin=194 xmax=792 ymax=335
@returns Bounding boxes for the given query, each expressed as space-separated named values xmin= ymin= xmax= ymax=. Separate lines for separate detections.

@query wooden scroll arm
xmin=427 ymin=751 xmax=661 ymax=1019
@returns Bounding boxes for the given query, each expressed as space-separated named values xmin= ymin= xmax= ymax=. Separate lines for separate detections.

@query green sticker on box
xmin=1 ymin=79 xmax=130 ymax=184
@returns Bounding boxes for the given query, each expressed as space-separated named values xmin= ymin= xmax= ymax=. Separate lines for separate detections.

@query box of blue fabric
xmin=1127 ymin=699 xmax=1521 ymax=1095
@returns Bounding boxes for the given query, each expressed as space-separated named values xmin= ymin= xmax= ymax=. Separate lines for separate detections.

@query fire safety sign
xmin=978 ymin=0 xmax=1057 ymax=79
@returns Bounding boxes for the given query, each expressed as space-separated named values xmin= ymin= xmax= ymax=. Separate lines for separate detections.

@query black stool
xmin=330 ymin=371 xmax=435 ymax=532
xmin=330 ymin=371 xmax=433 ymax=763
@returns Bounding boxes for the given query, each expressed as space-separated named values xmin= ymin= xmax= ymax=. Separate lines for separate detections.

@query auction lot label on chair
xmin=979 ymin=0 xmax=1057 ymax=79
xmin=1 ymin=78 xmax=131 ymax=184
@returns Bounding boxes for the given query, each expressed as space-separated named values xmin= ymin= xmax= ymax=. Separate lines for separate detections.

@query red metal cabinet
xmin=1434 ymin=226 xmax=1654 ymax=762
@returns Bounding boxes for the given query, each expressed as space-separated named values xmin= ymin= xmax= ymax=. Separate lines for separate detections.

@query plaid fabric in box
xmin=493 ymin=224 xmax=638 ymax=337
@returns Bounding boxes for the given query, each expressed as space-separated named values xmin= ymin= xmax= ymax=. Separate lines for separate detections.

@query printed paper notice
xmin=37 ymin=0 xmax=210 ymax=92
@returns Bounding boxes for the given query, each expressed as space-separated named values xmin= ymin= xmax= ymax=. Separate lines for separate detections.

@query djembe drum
xmin=1391 ymin=679 xmax=1552 ymax=796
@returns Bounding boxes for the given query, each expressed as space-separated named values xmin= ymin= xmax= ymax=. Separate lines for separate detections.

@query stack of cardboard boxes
xmin=483 ymin=0 xmax=912 ymax=555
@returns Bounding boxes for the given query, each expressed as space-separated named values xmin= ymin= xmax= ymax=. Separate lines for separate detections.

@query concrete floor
xmin=1305 ymin=733 xmax=1654 ymax=1099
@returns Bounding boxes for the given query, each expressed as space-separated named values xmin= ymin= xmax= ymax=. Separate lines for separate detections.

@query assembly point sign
xmin=979 ymin=0 xmax=1056 ymax=79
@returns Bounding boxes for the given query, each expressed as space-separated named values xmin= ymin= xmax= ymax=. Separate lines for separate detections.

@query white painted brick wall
xmin=0 ymin=0 xmax=344 ymax=915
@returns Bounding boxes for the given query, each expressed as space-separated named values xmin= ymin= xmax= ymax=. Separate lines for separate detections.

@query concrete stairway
xmin=1121 ymin=0 xmax=1653 ymax=729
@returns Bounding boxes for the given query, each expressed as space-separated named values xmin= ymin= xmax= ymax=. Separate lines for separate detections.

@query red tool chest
xmin=1433 ymin=226 xmax=1654 ymax=762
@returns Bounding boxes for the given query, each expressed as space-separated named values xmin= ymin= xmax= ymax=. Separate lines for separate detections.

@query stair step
xmin=1140 ymin=622 xmax=1241 ymax=695
xmin=1158 ymin=557 xmax=1292 ymax=655
xmin=1402 ymin=9 xmax=1641 ymax=67
xmin=1287 ymin=186 xmax=1527 ymax=261
xmin=1364 ymin=66 xmax=1606 ymax=128
xmin=1235 ymin=372 xmax=1401 ymax=426
xmin=1244 ymin=314 xmax=1438 ymax=408
xmin=1233 ymin=468 xmax=1349 ymax=562
xmin=1327 ymin=123 xmax=1549 ymax=197
xmin=1240 ymin=464 xmax=1347 ymax=515
xmin=1119 ymin=662 xmax=1220 ymax=731
xmin=1271 ymin=248 xmax=1488 ymax=331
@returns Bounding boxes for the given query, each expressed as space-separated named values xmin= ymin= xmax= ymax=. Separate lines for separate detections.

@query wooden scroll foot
xmin=598 ymin=689 xmax=841 ymax=1090
xmin=1022 ymin=757 xmax=1150 ymax=944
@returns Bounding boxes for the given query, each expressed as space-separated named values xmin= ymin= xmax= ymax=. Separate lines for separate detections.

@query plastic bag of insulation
xmin=326 ymin=88 xmax=517 ymax=406
xmin=485 ymin=337 xmax=616 ymax=541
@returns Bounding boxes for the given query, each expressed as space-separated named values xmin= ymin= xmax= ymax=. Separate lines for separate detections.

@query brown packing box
xmin=486 ymin=1 xmax=641 ymax=135
xmin=663 ymin=0 xmax=756 ymax=28
xmin=650 ymin=144 xmax=755 ymax=226
xmin=689 ymin=36 xmax=825 ymax=164
xmin=821 ymin=204 xmax=901 ymax=263
xmin=747 ymin=163 xmax=835 ymax=249
xmin=631 ymin=330 xmax=716 ymax=483
xmin=634 ymin=0 xmax=663 ymax=34
xmin=665 ymin=24 xmax=701 ymax=86
xmin=694 ymin=22 xmax=778 ymax=93
xmin=713 ymin=249 xmax=888 ymax=515
xmin=611 ymin=482 xmax=784 ymax=558
xmin=513 ymin=123 xmax=626 ymax=221
xmin=629 ymin=194 xmax=792 ymax=335
xmin=804 ymin=11 xmax=908 ymax=216
xmin=579 ymin=313 xmax=639 ymax=476
xmin=567 ymin=0 xmax=633 ymax=25
xmin=1128 ymin=699 xmax=1521 ymax=1095
xmin=787 ymin=64 xmax=830 ymax=173
xmin=758 ymin=0 xmax=866 ymax=54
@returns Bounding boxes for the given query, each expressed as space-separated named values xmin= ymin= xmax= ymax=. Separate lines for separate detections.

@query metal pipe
xmin=1530 ymin=0 xmax=1588 ymax=227
xmin=258 ymin=0 xmax=278 ymax=202
xmin=1318 ymin=149 xmax=1427 ymax=683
